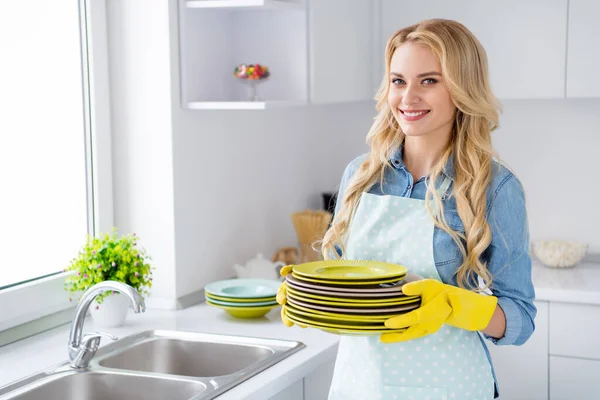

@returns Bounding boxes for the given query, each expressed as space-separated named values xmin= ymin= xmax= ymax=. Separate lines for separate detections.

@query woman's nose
xmin=402 ymin=85 xmax=421 ymax=105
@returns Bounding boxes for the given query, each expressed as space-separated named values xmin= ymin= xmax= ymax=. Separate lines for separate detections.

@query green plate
xmin=207 ymin=300 xmax=278 ymax=318
xmin=286 ymin=303 xmax=388 ymax=324
xmin=286 ymin=286 xmax=418 ymax=304
xmin=205 ymin=296 xmax=278 ymax=307
xmin=291 ymin=272 xmax=404 ymax=286
xmin=287 ymin=290 xmax=420 ymax=308
xmin=286 ymin=300 xmax=392 ymax=321
xmin=285 ymin=311 xmax=407 ymax=336
xmin=206 ymin=292 xmax=276 ymax=303
xmin=293 ymin=260 xmax=407 ymax=281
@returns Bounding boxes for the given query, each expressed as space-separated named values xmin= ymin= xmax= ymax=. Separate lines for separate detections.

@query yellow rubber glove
xmin=277 ymin=266 xmax=296 ymax=328
xmin=280 ymin=305 xmax=307 ymax=328
xmin=276 ymin=265 xmax=294 ymax=306
xmin=381 ymin=279 xmax=498 ymax=343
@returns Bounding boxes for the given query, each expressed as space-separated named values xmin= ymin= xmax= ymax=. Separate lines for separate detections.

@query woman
xmin=280 ymin=19 xmax=536 ymax=399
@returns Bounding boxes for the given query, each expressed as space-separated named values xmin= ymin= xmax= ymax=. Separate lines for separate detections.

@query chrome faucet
xmin=67 ymin=281 xmax=146 ymax=368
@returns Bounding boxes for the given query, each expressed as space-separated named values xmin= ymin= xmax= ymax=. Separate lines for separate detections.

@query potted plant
xmin=64 ymin=229 xmax=153 ymax=328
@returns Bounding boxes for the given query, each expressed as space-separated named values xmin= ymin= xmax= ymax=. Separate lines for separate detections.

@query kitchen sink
xmin=97 ymin=336 xmax=275 ymax=377
xmin=0 ymin=371 xmax=206 ymax=400
xmin=0 ymin=330 xmax=304 ymax=400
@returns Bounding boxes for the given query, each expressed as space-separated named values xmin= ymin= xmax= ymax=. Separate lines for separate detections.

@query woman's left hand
xmin=380 ymin=279 xmax=498 ymax=343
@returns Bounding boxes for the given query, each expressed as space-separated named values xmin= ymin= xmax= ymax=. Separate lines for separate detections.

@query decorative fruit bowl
xmin=234 ymin=63 xmax=270 ymax=101
xmin=532 ymin=240 xmax=588 ymax=268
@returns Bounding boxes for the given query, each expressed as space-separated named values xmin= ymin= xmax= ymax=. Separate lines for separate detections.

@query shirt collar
xmin=388 ymin=143 xmax=455 ymax=181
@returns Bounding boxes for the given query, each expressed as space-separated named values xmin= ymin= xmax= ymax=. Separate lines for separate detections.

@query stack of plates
xmin=283 ymin=260 xmax=421 ymax=335
xmin=205 ymin=278 xmax=281 ymax=318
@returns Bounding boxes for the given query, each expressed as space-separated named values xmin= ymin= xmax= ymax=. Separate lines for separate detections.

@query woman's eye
xmin=423 ymin=78 xmax=438 ymax=85
xmin=391 ymin=78 xmax=405 ymax=85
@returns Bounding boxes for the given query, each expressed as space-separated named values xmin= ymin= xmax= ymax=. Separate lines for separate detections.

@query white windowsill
xmin=0 ymin=272 xmax=75 ymax=332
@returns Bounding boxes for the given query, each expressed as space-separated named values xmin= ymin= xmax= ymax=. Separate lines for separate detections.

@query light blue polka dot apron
xmin=328 ymin=176 xmax=495 ymax=400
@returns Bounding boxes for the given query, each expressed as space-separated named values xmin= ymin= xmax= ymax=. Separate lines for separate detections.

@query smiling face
xmin=387 ymin=42 xmax=456 ymax=141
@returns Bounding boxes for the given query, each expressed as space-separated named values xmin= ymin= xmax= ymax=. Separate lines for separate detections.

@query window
xmin=0 ymin=0 xmax=112 ymax=332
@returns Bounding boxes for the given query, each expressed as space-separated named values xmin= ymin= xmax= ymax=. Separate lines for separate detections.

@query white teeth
xmin=403 ymin=110 xmax=428 ymax=117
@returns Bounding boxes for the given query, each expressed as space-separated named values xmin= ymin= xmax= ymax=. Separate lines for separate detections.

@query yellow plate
xmin=288 ymin=296 xmax=420 ymax=315
xmin=206 ymin=300 xmax=278 ymax=318
xmin=206 ymin=292 xmax=276 ymax=303
xmin=286 ymin=286 xmax=418 ymax=304
xmin=287 ymin=290 xmax=420 ymax=308
xmin=285 ymin=312 xmax=407 ymax=336
xmin=293 ymin=260 xmax=407 ymax=281
xmin=285 ymin=308 xmax=387 ymax=330
xmin=291 ymin=272 xmax=404 ymax=286
xmin=286 ymin=303 xmax=388 ymax=324
xmin=286 ymin=300 xmax=393 ymax=321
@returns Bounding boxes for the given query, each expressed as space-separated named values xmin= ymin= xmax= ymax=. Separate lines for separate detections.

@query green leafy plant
xmin=64 ymin=229 xmax=153 ymax=306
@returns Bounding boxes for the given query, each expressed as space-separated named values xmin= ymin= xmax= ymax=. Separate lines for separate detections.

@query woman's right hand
xmin=276 ymin=265 xmax=294 ymax=305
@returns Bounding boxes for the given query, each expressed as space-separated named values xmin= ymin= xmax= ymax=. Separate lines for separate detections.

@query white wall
xmin=105 ymin=0 xmax=600 ymax=305
xmin=171 ymin=104 xmax=373 ymax=297
xmin=493 ymin=99 xmax=600 ymax=253
xmin=107 ymin=0 xmax=179 ymax=308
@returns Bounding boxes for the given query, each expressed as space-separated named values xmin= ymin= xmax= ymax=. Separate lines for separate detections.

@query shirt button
xmin=408 ymin=185 xmax=413 ymax=190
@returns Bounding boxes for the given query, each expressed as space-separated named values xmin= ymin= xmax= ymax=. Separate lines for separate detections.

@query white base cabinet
xmin=487 ymin=301 xmax=549 ymax=400
xmin=269 ymin=358 xmax=335 ymax=400
xmin=550 ymin=356 xmax=600 ymax=400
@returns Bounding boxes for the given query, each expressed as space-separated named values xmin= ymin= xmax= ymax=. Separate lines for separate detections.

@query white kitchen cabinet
xmin=377 ymin=0 xmax=568 ymax=99
xmin=566 ymin=0 xmax=600 ymax=98
xmin=268 ymin=378 xmax=304 ymax=400
xmin=487 ymin=301 xmax=549 ymax=400
xmin=303 ymin=358 xmax=335 ymax=400
xmin=178 ymin=0 xmax=374 ymax=109
xmin=550 ymin=356 xmax=600 ymax=400
xmin=549 ymin=302 xmax=600 ymax=360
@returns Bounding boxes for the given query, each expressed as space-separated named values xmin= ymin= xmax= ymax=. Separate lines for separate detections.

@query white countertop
xmin=532 ymin=260 xmax=600 ymax=305
xmin=0 ymin=304 xmax=339 ymax=399
xmin=1 ymin=260 xmax=599 ymax=397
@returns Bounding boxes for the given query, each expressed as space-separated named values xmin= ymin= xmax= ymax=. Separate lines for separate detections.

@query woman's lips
xmin=399 ymin=109 xmax=430 ymax=121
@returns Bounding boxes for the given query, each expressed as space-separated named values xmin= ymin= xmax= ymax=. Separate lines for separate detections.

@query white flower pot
xmin=90 ymin=292 xmax=130 ymax=328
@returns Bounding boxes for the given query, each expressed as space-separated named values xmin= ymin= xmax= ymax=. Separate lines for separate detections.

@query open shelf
xmin=185 ymin=0 xmax=303 ymax=10
xmin=186 ymin=101 xmax=306 ymax=110
xmin=179 ymin=0 xmax=308 ymax=109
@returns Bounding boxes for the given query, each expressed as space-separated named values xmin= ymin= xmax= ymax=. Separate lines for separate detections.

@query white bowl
xmin=532 ymin=240 xmax=588 ymax=268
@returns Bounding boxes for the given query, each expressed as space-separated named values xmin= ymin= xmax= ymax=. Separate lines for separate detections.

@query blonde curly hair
xmin=321 ymin=19 xmax=502 ymax=291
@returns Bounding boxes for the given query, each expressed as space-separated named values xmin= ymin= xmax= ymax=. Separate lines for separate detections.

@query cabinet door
xmin=309 ymin=0 xmax=374 ymax=103
xmin=268 ymin=378 xmax=304 ymax=400
xmin=379 ymin=0 xmax=568 ymax=99
xmin=550 ymin=356 xmax=600 ymax=400
xmin=486 ymin=301 xmax=549 ymax=400
xmin=303 ymin=358 xmax=336 ymax=400
xmin=566 ymin=0 xmax=600 ymax=97
xmin=549 ymin=302 xmax=600 ymax=359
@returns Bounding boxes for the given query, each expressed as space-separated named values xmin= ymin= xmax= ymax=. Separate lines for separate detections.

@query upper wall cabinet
xmin=178 ymin=0 xmax=374 ymax=110
xmin=566 ymin=0 xmax=600 ymax=98
xmin=377 ymin=0 xmax=568 ymax=100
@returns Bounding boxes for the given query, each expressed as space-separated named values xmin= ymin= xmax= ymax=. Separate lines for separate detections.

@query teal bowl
xmin=204 ymin=278 xmax=281 ymax=299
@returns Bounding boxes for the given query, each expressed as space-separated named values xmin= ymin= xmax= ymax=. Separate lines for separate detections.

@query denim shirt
xmin=334 ymin=148 xmax=537 ymax=348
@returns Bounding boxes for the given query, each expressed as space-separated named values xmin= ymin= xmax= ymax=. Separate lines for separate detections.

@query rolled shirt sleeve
xmin=483 ymin=173 xmax=537 ymax=346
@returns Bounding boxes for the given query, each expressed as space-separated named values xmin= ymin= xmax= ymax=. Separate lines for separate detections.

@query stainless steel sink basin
xmin=97 ymin=336 xmax=275 ymax=377
xmin=0 ymin=370 xmax=206 ymax=400
xmin=0 ymin=330 xmax=305 ymax=400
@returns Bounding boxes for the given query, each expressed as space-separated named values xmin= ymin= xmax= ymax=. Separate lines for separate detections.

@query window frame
xmin=0 ymin=0 xmax=113 ymax=333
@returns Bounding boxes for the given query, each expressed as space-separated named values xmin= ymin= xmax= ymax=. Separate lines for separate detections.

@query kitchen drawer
xmin=549 ymin=302 xmax=600 ymax=359
xmin=550 ymin=356 xmax=600 ymax=400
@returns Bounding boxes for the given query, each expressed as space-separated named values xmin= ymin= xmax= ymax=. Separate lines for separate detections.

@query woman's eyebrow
xmin=390 ymin=72 xmax=442 ymax=78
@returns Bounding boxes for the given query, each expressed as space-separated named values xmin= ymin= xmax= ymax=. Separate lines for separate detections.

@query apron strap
xmin=436 ymin=175 xmax=453 ymax=199
xmin=430 ymin=175 xmax=453 ymax=215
